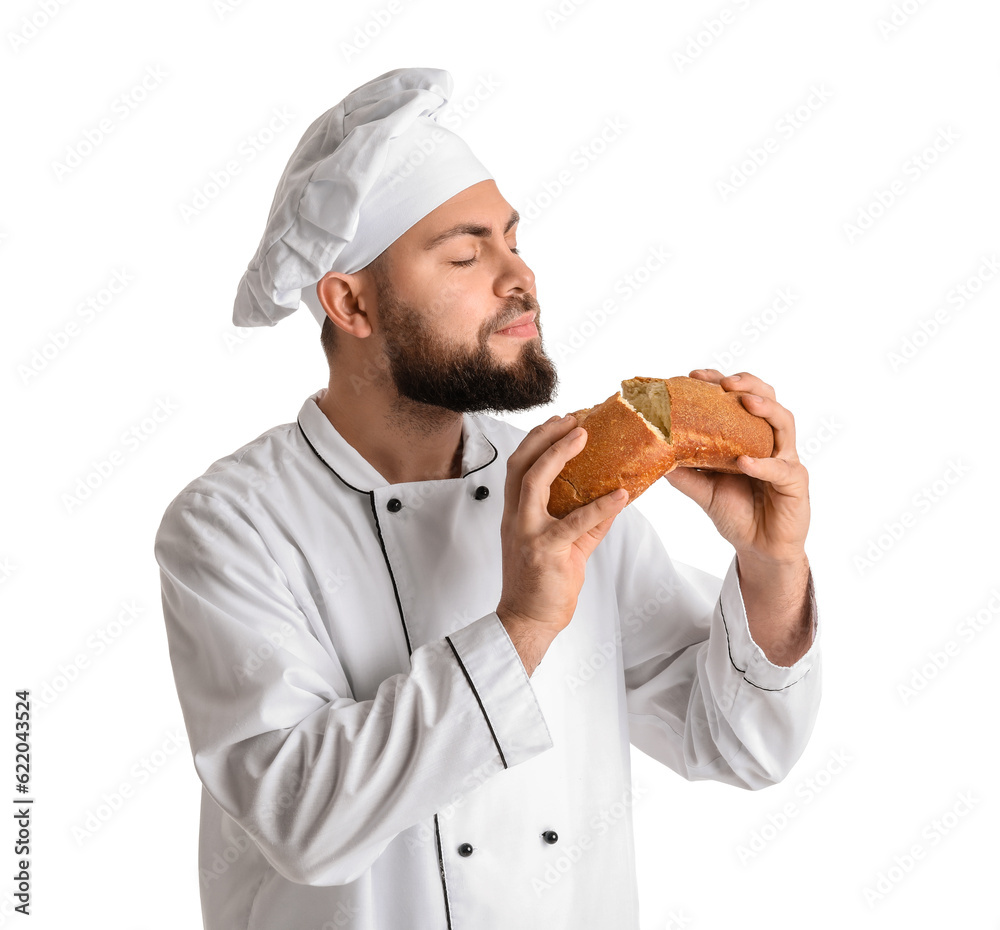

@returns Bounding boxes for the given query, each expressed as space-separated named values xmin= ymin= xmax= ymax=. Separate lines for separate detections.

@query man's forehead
xmin=420 ymin=209 xmax=520 ymax=252
xmin=402 ymin=180 xmax=518 ymax=245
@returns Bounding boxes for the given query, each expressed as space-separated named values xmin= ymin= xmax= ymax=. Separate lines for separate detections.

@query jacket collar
xmin=296 ymin=389 xmax=498 ymax=493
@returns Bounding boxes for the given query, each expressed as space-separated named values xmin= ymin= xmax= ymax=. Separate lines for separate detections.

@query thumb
xmin=566 ymin=490 xmax=629 ymax=558
xmin=575 ymin=512 xmax=620 ymax=559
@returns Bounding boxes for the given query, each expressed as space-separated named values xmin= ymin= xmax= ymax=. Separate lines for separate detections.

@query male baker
xmin=154 ymin=67 xmax=820 ymax=929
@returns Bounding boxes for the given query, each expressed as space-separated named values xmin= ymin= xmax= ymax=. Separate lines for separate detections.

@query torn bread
xmin=547 ymin=376 xmax=774 ymax=518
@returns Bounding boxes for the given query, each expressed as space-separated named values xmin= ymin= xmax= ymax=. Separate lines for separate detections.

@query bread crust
xmin=546 ymin=394 xmax=674 ymax=518
xmin=626 ymin=376 xmax=774 ymax=472
xmin=546 ymin=376 xmax=774 ymax=518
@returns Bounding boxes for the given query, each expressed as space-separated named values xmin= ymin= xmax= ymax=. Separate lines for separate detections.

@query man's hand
xmin=496 ymin=415 xmax=629 ymax=675
xmin=665 ymin=369 xmax=813 ymax=666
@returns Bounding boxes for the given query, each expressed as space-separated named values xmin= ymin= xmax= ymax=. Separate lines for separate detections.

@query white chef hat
xmin=232 ymin=67 xmax=494 ymax=328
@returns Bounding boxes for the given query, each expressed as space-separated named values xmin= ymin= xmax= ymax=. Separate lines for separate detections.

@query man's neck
xmin=317 ymin=378 xmax=465 ymax=485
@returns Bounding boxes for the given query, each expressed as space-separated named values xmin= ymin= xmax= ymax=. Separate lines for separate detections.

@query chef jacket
xmin=154 ymin=388 xmax=820 ymax=930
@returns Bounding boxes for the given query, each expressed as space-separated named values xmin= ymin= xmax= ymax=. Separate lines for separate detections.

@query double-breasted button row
xmin=385 ymin=487 xmax=489 ymax=513
xmin=456 ymin=830 xmax=558 ymax=857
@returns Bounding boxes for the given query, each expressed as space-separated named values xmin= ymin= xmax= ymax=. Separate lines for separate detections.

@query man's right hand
xmin=495 ymin=414 xmax=629 ymax=676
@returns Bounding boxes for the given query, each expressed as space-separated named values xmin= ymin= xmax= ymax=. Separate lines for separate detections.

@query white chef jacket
xmin=154 ymin=388 xmax=820 ymax=930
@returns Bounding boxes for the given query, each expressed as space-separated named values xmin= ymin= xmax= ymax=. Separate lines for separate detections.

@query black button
xmin=387 ymin=498 xmax=402 ymax=513
xmin=474 ymin=486 xmax=489 ymax=500
xmin=542 ymin=830 xmax=558 ymax=845
xmin=457 ymin=843 xmax=474 ymax=857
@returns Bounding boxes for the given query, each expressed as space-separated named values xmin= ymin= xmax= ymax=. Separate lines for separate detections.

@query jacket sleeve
xmin=154 ymin=490 xmax=552 ymax=886
xmin=612 ymin=505 xmax=821 ymax=789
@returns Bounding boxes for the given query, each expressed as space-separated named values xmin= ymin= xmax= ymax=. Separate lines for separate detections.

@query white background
xmin=3 ymin=0 xmax=999 ymax=926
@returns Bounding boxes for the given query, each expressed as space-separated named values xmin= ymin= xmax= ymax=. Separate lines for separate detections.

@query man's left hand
xmin=664 ymin=369 xmax=809 ymax=565
xmin=665 ymin=369 xmax=813 ymax=666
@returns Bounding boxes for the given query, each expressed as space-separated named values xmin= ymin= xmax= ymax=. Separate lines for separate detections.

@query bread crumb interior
xmin=621 ymin=380 xmax=672 ymax=442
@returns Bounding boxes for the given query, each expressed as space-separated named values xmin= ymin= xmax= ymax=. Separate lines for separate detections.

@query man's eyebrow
xmin=423 ymin=209 xmax=520 ymax=250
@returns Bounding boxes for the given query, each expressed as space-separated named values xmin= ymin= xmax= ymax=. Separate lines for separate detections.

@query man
xmin=155 ymin=68 xmax=820 ymax=929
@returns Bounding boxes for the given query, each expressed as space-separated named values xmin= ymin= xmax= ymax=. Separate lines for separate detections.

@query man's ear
xmin=316 ymin=271 xmax=374 ymax=339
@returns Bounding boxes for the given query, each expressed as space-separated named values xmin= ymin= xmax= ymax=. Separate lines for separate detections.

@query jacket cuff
xmin=446 ymin=613 xmax=553 ymax=769
xmin=720 ymin=555 xmax=819 ymax=692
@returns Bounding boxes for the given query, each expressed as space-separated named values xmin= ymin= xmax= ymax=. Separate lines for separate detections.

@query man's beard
xmin=374 ymin=276 xmax=558 ymax=414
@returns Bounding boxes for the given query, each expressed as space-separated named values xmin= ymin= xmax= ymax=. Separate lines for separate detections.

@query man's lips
xmin=494 ymin=312 xmax=538 ymax=339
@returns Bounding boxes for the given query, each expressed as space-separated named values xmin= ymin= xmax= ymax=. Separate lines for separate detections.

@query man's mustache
xmin=489 ymin=292 xmax=541 ymax=334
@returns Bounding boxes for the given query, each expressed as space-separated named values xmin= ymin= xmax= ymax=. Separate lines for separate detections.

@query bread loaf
xmin=547 ymin=376 xmax=774 ymax=518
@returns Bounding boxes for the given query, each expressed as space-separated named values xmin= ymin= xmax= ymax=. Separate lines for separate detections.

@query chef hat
xmin=233 ymin=67 xmax=493 ymax=328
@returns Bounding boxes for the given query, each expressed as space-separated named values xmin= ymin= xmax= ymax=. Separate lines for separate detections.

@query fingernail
xmin=611 ymin=489 xmax=627 ymax=501
xmin=729 ymin=374 xmax=741 ymax=381
xmin=570 ymin=427 xmax=584 ymax=439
